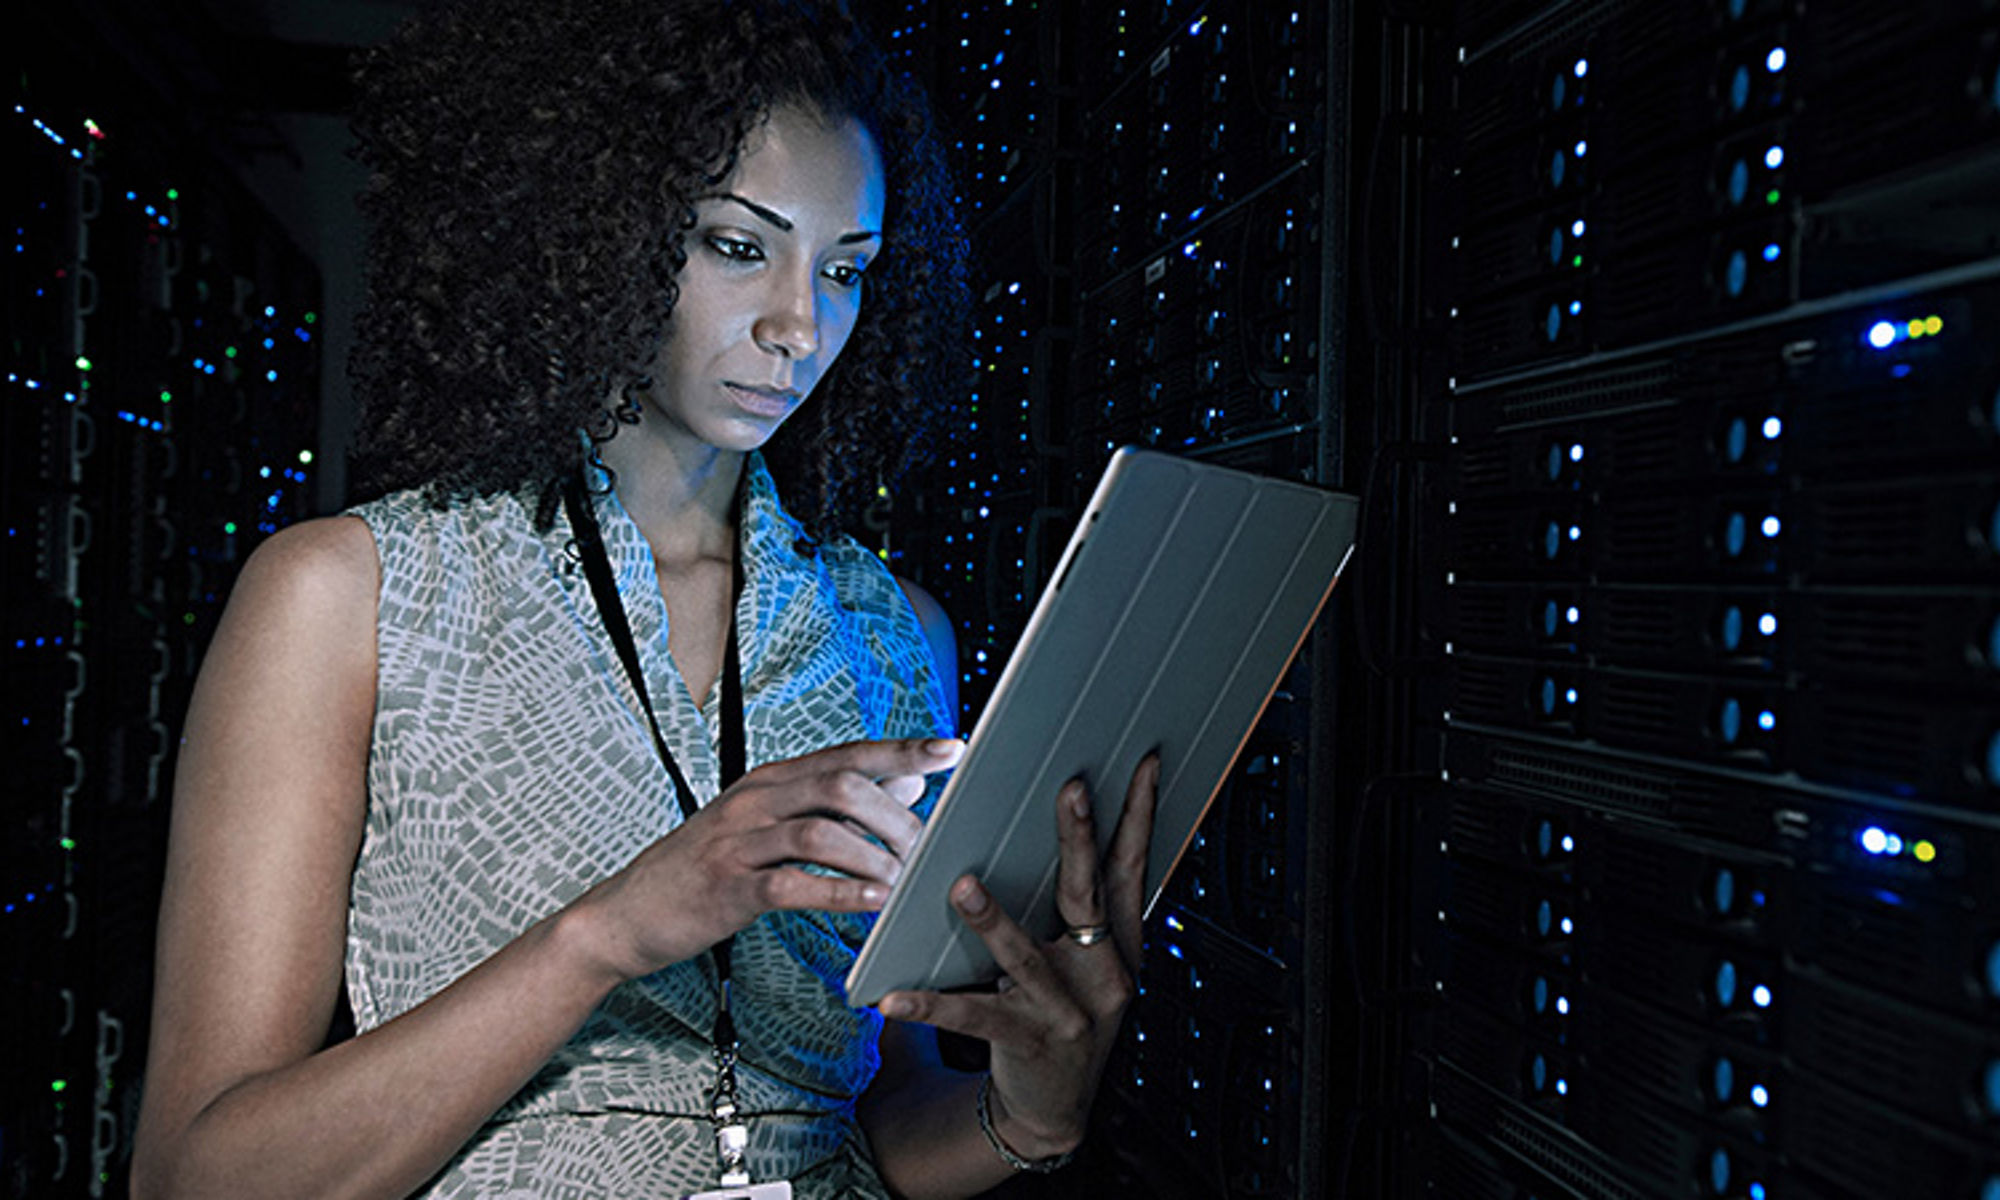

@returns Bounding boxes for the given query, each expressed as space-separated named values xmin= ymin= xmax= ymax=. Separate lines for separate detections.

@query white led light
xmin=1764 ymin=145 xmax=1785 ymax=169
xmin=1762 ymin=416 xmax=1782 ymax=438
xmin=1758 ymin=613 xmax=1778 ymax=636
xmin=1752 ymin=984 xmax=1772 ymax=1008
xmin=1766 ymin=48 xmax=1786 ymax=72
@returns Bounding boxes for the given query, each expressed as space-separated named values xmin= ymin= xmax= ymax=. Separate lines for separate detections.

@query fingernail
xmin=879 ymin=994 xmax=912 ymax=1018
xmin=954 ymin=878 xmax=989 ymax=915
xmin=925 ymin=738 xmax=963 ymax=756
xmin=1068 ymin=788 xmax=1091 ymax=821
xmin=861 ymin=884 xmax=888 ymax=907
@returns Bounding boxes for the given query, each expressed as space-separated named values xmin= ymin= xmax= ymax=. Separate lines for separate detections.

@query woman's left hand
xmin=875 ymin=752 xmax=1161 ymax=1158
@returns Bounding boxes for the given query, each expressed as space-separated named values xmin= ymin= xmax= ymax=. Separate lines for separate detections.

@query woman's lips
xmin=724 ymin=382 xmax=797 ymax=418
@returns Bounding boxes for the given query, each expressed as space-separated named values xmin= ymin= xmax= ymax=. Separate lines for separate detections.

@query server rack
xmin=877 ymin=2 xmax=1368 ymax=1195
xmin=3 ymin=13 xmax=322 ymax=1196
xmin=1384 ymin=2 xmax=2000 ymax=1198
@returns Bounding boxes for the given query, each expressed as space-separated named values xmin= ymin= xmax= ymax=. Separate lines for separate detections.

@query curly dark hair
xmin=347 ymin=0 xmax=968 ymax=536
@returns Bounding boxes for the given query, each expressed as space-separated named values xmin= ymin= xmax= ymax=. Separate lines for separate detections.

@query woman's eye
xmin=824 ymin=263 xmax=866 ymax=288
xmin=707 ymin=236 xmax=762 ymax=262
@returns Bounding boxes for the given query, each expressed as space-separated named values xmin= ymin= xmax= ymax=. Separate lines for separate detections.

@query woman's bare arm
xmin=131 ymin=517 xmax=630 ymax=1199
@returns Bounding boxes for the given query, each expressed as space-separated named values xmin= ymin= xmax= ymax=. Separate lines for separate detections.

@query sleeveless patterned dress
xmin=344 ymin=454 xmax=953 ymax=1198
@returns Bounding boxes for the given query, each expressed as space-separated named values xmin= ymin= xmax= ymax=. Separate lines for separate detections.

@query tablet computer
xmin=844 ymin=447 xmax=1358 ymax=1006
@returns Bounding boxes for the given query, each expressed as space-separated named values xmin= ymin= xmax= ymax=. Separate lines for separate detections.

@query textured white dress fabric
xmin=344 ymin=454 xmax=953 ymax=1198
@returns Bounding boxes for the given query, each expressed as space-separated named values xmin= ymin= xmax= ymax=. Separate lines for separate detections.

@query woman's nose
xmin=752 ymin=270 xmax=819 ymax=359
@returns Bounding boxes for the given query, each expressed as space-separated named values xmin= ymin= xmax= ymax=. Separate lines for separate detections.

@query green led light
xmin=223 ymin=521 xmax=238 ymax=534
xmin=225 ymin=346 xmax=239 ymax=359
xmin=1765 ymin=189 xmax=1780 ymax=205
xmin=75 ymin=356 xmax=92 ymax=372
xmin=159 ymin=390 xmax=173 ymax=403
xmin=1572 ymin=254 xmax=1583 ymax=267
xmin=51 ymin=1080 xmax=67 ymax=1093
xmin=60 ymin=837 xmax=76 ymax=850
xmin=167 ymin=188 xmax=179 ymax=200
xmin=304 ymin=312 xmax=317 ymax=324
xmin=183 ymin=612 xmax=196 ymax=626
xmin=298 ymin=450 xmax=314 ymax=464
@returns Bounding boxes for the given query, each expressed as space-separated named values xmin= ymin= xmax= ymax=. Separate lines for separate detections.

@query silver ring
xmin=1064 ymin=923 xmax=1113 ymax=947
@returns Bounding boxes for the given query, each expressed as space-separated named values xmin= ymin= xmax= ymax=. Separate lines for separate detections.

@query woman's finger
xmin=946 ymin=875 xmax=1072 ymax=999
xmin=1104 ymin=752 xmax=1161 ymax=966
xmin=1053 ymin=778 xmax=1107 ymax=931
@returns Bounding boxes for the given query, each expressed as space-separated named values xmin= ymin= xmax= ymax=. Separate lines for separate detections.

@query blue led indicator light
xmin=1541 ymin=678 xmax=1558 ymax=715
xmin=1867 ymin=320 xmax=1899 ymax=349
xmin=1725 ymin=511 xmax=1748 ymax=557
xmin=1758 ymin=710 xmax=1776 ymax=731
xmin=1711 ymin=1148 xmax=1732 ymax=1193
xmin=1725 ymin=416 xmax=1749 ymax=463
xmin=1720 ymin=697 xmax=1743 ymax=744
xmin=1568 ymin=524 xmax=1581 ymax=541
xmin=1765 ymin=145 xmax=1785 ymax=169
xmin=1767 ymin=47 xmax=1787 ymax=72
xmin=1547 ymin=303 xmax=1563 ymax=343
xmin=1715 ymin=960 xmax=1739 ymax=1007
xmin=1752 ymin=984 xmax=1772 ymax=1008
xmin=1574 ymin=58 xmax=1589 ymax=77
xmin=1569 ymin=443 xmax=1584 ymax=462
xmin=1548 ymin=443 xmax=1565 ymax=480
xmin=1750 ymin=1084 xmax=1769 ymax=1108
xmin=1986 ymin=1178 xmax=2000 ymax=1200
xmin=1537 ymin=900 xmax=1553 ymax=937
xmin=1762 ymin=514 xmax=1781 ymax=538
xmin=1762 ymin=243 xmax=1781 ymax=262
xmin=1531 ymin=1054 xmax=1547 ymax=1089
xmin=1532 ymin=976 xmax=1549 ymax=1012
xmin=1565 ymin=687 xmax=1579 ymax=705
xmin=1726 ymin=250 xmax=1749 ymax=297
xmin=1721 ymin=606 xmax=1744 ymax=651
xmin=1729 ymin=159 xmax=1750 ymax=206
xmin=1545 ymin=521 xmax=1562 ymax=559
xmin=1986 ymin=729 xmax=2000 ymax=785
xmin=1566 ymin=606 xmax=1580 ymax=624
xmin=1985 ymin=1061 xmax=2000 ymax=1114
xmin=1550 ymin=228 xmax=1565 ymax=265
xmin=1568 ymin=300 xmax=1582 ymax=316
xmin=1730 ymin=65 xmax=1751 ymax=112
xmin=1861 ymin=827 xmax=1890 ymax=854
xmin=1763 ymin=416 xmax=1782 ymax=439
xmin=1544 ymin=601 xmax=1560 ymax=636
xmin=1572 ymin=219 xmax=1586 ymax=237
xmin=1551 ymin=150 xmax=1567 ymax=187
xmin=1537 ymin=820 xmax=1554 ymax=857
xmin=1713 ymin=1057 xmax=1735 ymax=1102
xmin=1750 ymin=1184 xmax=1767 ymax=1200
xmin=1555 ymin=1078 xmax=1568 ymax=1096
xmin=1714 ymin=867 xmax=1737 ymax=915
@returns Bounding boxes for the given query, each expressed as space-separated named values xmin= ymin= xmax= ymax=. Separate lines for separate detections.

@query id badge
xmin=683 ymin=1184 xmax=792 ymax=1200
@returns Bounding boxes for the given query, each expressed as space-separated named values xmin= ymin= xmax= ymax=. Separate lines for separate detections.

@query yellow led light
xmin=1907 ymin=319 xmax=1924 ymax=338
xmin=1924 ymin=315 xmax=1943 ymax=335
xmin=1913 ymin=840 xmax=1937 ymax=863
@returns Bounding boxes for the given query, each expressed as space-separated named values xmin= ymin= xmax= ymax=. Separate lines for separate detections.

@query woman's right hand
xmin=571 ymin=736 xmax=965 ymax=983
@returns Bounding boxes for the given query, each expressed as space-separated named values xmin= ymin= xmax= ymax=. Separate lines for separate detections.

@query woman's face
xmin=639 ymin=105 xmax=886 ymax=455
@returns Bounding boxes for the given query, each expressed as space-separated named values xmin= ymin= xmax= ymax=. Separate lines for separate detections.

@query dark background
xmin=7 ymin=1 xmax=2000 ymax=1197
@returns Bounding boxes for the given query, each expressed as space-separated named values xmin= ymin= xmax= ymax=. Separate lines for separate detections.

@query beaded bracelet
xmin=975 ymin=1073 xmax=1077 ymax=1174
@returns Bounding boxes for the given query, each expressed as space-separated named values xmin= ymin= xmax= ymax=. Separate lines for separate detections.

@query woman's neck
xmin=593 ymin=421 xmax=742 ymax=570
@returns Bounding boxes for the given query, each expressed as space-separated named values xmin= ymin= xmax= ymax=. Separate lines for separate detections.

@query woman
xmin=130 ymin=1 xmax=1158 ymax=1197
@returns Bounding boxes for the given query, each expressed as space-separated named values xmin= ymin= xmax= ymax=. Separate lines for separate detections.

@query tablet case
xmin=845 ymin=447 xmax=1358 ymax=1006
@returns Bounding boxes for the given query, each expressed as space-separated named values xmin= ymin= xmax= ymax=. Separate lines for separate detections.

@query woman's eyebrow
xmin=709 ymin=192 xmax=881 ymax=244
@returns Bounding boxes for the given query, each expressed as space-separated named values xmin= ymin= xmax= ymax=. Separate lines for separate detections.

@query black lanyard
xmin=562 ymin=469 xmax=758 ymax=1185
